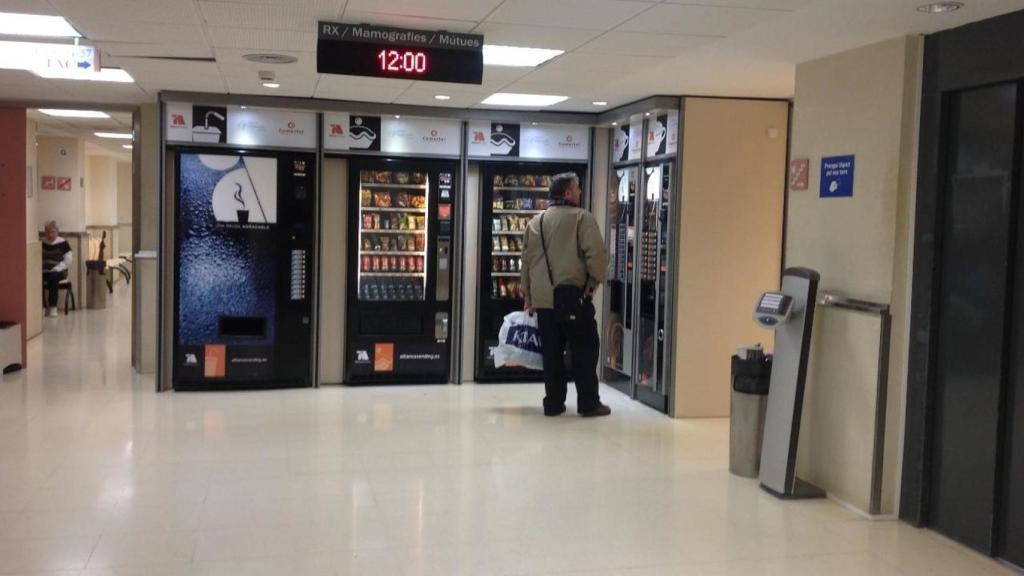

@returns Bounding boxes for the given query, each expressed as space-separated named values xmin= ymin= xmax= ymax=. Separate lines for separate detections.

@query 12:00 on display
xmin=378 ymin=49 xmax=427 ymax=74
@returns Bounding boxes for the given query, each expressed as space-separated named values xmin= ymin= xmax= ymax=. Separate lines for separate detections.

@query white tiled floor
xmin=0 ymin=291 xmax=1018 ymax=576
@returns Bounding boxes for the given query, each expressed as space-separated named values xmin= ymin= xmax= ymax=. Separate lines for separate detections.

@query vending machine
xmin=173 ymin=150 xmax=316 ymax=390
xmin=602 ymin=112 xmax=678 ymax=413
xmin=344 ymin=158 xmax=457 ymax=384
xmin=475 ymin=162 xmax=587 ymax=382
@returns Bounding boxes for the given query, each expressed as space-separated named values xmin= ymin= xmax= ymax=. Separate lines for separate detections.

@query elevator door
xmin=930 ymin=83 xmax=1018 ymax=554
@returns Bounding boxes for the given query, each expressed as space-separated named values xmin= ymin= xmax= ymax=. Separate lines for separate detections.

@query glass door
xmin=602 ymin=167 xmax=638 ymax=393
xmin=635 ymin=162 xmax=672 ymax=411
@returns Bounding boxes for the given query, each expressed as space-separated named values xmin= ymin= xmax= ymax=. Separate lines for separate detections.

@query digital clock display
xmin=318 ymin=22 xmax=483 ymax=85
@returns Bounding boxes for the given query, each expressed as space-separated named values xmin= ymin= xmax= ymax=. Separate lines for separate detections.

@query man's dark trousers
xmin=536 ymin=298 xmax=601 ymax=413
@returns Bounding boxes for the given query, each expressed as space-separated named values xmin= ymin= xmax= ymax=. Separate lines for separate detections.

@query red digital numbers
xmin=377 ymin=49 xmax=428 ymax=74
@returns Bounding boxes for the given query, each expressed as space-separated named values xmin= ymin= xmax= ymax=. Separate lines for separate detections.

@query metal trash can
xmin=86 ymin=260 xmax=108 ymax=310
xmin=729 ymin=347 xmax=772 ymax=478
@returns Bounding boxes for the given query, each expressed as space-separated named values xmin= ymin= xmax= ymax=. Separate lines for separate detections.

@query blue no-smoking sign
xmin=820 ymin=155 xmax=855 ymax=198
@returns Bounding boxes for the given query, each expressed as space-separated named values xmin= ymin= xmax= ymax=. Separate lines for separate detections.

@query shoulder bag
xmin=540 ymin=212 xmax=589 ymax=324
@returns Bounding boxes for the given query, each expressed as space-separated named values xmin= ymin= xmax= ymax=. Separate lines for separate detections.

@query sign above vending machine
xmin=467 ymin=122 xmax=590 ymax=161
xmin=165 ymin=103 xmax=317 ymax=150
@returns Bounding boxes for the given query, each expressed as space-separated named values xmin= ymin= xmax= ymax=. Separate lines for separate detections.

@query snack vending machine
xmin=345 ymin=159 xmax=457 ymax=384
xmin=475 ymin=163 xmax=587 ymax=382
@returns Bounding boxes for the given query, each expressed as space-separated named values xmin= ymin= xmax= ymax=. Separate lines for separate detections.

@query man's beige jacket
xmin=521 ymin=206 xmax=608 ymax=310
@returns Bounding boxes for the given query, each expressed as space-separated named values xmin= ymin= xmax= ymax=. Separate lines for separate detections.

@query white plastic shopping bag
xmin=493 ymin=311 xmax=544 ymax=370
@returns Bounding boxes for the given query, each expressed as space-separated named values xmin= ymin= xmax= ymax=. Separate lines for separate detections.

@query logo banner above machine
xmin=323 ymin=113 xmax=462 ymax=156
xmin=165 ymin=103 xmax=317 ymax=149
xmin=467 ymin=122 xmax=590 ymax=161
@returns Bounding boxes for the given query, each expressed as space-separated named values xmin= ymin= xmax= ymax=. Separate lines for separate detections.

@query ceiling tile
xmin=314 ymin=74 xmax=412 ymax=102
xmin=617 ymin=4 xmax=788 ymax=36
xmin=576 ymin=31 xmax=719 ymax=57
xmin=109 ymin=58 xmax=222 ymax=83
xmin=343 ymin=0 xmax=503 ymax=22
xmin=95 ymin=41 xmax=214 ymax=59
xmin=472 ymin=23 xmax=603 ymax=51
xmin=50 ymin=0 xmax=201 ymax=25
xmin=0 ymin=0 xmax=62 ymax=15
xmin=668 ymin=0 xmax=812 ymax=10
xmin=514 ymin=52 xmax=668 ymax=88
xmin=72 ymin=20 xmax=208 ymax=44
xmin=340 ymin=10 xmax=477 ymax=32
xmin=486 ymin=0 xmax=654 ymax=30
xmin=393 ymin=86 xmax=489 ymax=108
xmin=208 ymin=27 xmax=318 ymax=51
xmin=198 ymin=1 xmax=341 ymax=31
xmin=224 ymin=73 xmax=318 ymax=97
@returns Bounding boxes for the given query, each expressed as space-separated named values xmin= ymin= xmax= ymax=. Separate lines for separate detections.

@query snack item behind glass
xmin=395 ymin=192 xmax=410 ymax=207
xmin=394 ymin=172 xmax=411 ymax=185
xmin=413 ymin=172 xmax=427 ymax=185
xmin=373 ymin=191 xmax=392 ymax=208
xmin=505 ymin=174 xmax=520 ymax=187
xmin=363 ymin=214 xmax=373 ymax=229
xmin=360 ymin=170 xmax=372 ymax=183
xmin=522 ymin=175 xmax=537 ymax=188
xmin=540 ymin=175 xmax=552 ymax=188
xmin=375 ymin=171 xmax=391 ymax=184
xmin=493 ymin=175 xmax=504 ymax=187
xmin=361 ymin=190 xmax=372 ymax=207
xmin=416 ymin=216 xmax=425 ymax=230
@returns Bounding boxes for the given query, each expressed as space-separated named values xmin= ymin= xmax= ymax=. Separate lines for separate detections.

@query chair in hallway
xmin=43 ymin=280 xmax=77 ymax=315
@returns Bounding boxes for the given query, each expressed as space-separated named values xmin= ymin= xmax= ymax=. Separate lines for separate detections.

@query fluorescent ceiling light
xmin=434 ymin=94 xmax=451 ymax=101
xmin=34 ymin=67 xmax=134 ymax=83
xmin=0 ymin=12 xmax=81 ymax=38
xmin=262 ymin=82 xmax=280 ymax=88
xmin=94 ymin=132 xmax=132 ymax=140
xmin=482 ymin=93 xmax=568 ymax=107
xmin=39 ymin=109 xmax=110 ymax=119
xmin=592 ymin=101 xmax=608 ymax=106
xmin=917 ymin=2 xmax=963 ymax=13
xmin=483 ymin=45 xmax=563 ymax=67
xmin=122 ymin=144 xmax=133 ymax=150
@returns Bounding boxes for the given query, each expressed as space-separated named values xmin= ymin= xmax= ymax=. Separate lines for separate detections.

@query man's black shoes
xmin=579 ymin=404 xmax=611 ymax=418
xmin=544 ymin=405 xmax=567 ymax=417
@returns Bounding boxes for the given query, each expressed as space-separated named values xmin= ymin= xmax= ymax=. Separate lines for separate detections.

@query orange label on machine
xmin=374 ymin=343 xmax=394 ymax=372
xmin=204 ymin=344 xmax=226 ymax=378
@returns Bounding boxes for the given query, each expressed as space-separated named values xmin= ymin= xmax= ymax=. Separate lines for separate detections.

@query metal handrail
xmin=816 ymin=290 xmax=892 ymax=516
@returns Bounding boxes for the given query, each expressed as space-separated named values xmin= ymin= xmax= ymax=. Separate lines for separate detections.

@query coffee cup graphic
xmin=233 ymin=183 xmax=249 ymax=222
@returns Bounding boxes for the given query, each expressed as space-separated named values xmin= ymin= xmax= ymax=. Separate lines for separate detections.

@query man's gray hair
xmin=549 ymin=172 xmax=580 ymax=199
xmin=44 ymin=220 xmax=59 ymax=231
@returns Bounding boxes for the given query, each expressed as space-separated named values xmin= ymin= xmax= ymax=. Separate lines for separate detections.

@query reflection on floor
xmin=0 ymin=291 xmax=1017 ymax=576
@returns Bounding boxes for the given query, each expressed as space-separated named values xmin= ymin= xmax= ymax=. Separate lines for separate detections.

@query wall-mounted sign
xmin=820 ymin=155 xmax=855 ymax=198
xmin=57 ymin=177 xmax=72 ymax=191
xmin=323 ymin=113 xmax=461 ymax=156
xmin=613 ymin=124 xmax=629 ymax=163
xmin=628 ymin=121 xmax=643 ymax=161
xmin=0 ymin=40 xmax=99 ymax=80
xmin=790 ymin=158 xmax=809 ymax=191
xmin=467 ymin=122 xmax=589 ymax=161
xmin=41 ymin=175 xmax=55 ymax=190
xmin=166 ymin=103 xmax=316 ymax=149
xmin=317 ymin=22 xmax=484 ymax=85
xmin=646 ymin=111 xmax=679 ymax=159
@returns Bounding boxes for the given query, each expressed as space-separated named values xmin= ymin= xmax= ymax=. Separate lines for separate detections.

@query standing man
xmin=521 ymin=172 xmax=610 ymax=417
xmin=42 ymin=220 xmax=73 ymax=317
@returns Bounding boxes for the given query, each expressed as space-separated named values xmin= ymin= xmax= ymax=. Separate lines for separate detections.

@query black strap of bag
xmin=539 ymin=212 xmax=589 ymax=322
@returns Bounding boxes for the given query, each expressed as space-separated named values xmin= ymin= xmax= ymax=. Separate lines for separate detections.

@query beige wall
xmin=788 ymin=36 xmax=922 ymax=515
xmin=26 ymin=120 xmax=41 ymax=338
xmin=460 ymin=164 xmax=480 ymax=381
xmin=117 ymin=161 xmax=132 ymax=256
xmin=673 ymin=98 xmax=788 ymax=418
xmin=86 ymin=156 xmax=118 ymax=228
xmin=319 ymin=158 xmax=347 ymax=384
xmin=37 ymin=136 xmax=85 ymax=233
xmin=137 ymin=104 xmax=159 ymax=375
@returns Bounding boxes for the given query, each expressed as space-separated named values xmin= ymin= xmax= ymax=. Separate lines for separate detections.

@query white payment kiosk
xmin=754 ymin=268 xmax=825 ymax=499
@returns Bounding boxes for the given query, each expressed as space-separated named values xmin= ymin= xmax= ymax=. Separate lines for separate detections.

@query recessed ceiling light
xmin=644 ymin=112 xmax=651 ymax=117
xmin=240 ymin=105 xmax=248 ymax=109
xmin=243 ymin=53 xmax=298 ymax=64
xmin=531 ymin=122 xmax=538 ymax=126
xmin=592 ymin=101 xmax=608 ymax=106
xmin=483 ymin=45 xmax=564 ymax=67
xmin=481 ymin=93 xmax=569 ymax=107
xmin=39 ymin=109 xmax=110 ymax=119
xmin=122 ymin=144 xmax=133 ymax=150
xmin=394 ymin=115 xmax=401 ymax=119
xmin=94 ymin=132 xmax=132 ymax=140
xmin=262 ymin=82 xmax=280 ymax=88
xmin=0 ymin=12 xmax=80 ymax=37
xmin=917 ymin=1 xmax=963 ymax=13
xmin=434 ymin=94 xmax=451 ymax=101
xmin=611 ymin=122 xmax=618 ymax=126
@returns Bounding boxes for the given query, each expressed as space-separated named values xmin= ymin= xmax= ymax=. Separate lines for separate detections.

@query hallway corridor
xmin=0 ymin=293 xmax=1015 ymax=576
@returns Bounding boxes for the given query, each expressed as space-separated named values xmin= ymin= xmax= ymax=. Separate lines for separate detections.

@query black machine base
xmin=760 ymin=477 xmax=827 ymax=500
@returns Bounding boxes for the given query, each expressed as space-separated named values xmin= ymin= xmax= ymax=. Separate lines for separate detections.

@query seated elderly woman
xmin=42 ymin=220 xmax=73 ymax=317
